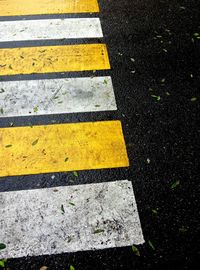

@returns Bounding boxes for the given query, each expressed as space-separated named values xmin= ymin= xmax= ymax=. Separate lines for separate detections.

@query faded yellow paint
xmin=0 ymin=44 xmax=110 ymax=76
xmin=0 ymin=121 xmax=129 ymax=177
xmin=0 ymin=0 xmax=99 ymax=16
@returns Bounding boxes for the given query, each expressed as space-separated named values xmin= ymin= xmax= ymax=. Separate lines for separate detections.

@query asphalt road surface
xmin=0 ymin=0 xmax=199 ymax=269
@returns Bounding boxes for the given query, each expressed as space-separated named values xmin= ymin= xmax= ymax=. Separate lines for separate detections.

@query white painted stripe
xmin=0 ymin=76 xmax=116 ymax=117
xmin=0 ymin=180 xmax=144 ymax=259
xmin=0 ymin=18 xmax=103 ymax=42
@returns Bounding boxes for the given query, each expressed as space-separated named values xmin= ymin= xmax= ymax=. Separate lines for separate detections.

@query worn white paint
xmin=0 ymin=180 xmax=144 ymax=259
xmin=0 ymin=76 xmax=116 ymax=117
xmin=0 ymin=18 xmax=103 ymax=42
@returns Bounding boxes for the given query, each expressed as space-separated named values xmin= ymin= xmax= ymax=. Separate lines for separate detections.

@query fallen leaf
xmin=32 ymin=139 xmax=39 ymax=146
xmin=171 ymin=180 xmax=180 ymax=189
xmin=131 ymin=245 xmax=140 ymax=256
xmin=0 ymin=243 xmax=6 ymax=250
xmin=70 ymin=265 xmax=75 ymax=270
xmin=33 ymin=106 xmax=38 ymax=113
xmin=151 ymin=95 xmax=161 ymax=101
xmin=93 ymin=229 xmax=104 ymax=234
xmin=73 ymin=171 xmax=78 ymax=177
xmin=0 ymin=259 xmax=7 ymax=268
xmin=179 ymin=226 xmax=189 ymax=233
xmin=61 ymin=204 xmax=65 ymax=214
xmin=103 ymin=79 xmax=108 ymax=84
xmin=69 ymin=202 xmax=75 ymax=206
xmin=40 ymin=266 xmax=48 ymax=270
xmin=148 ymin=240 xmax=155 ymax=250
xmin=5 ymin=144 xmax=12 ymax=148
xmin=152 ymin=209 xmax=158 ymax=214
xmin=161 ymin=78 xmax=165 ymax=83
xmin=191 ymin=97 xmax=197 ymax=102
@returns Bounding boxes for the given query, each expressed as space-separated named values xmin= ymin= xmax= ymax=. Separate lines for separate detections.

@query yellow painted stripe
xmin=0 ymin=121 xmax=129 ymax=177
xmin=0 ymin=0 xmax=99 ymax=16
xmin=0 ymin=44 xmax=110 ymax=76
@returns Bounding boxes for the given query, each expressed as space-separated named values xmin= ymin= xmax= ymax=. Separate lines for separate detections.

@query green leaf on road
xmin=70 ymin=265 xmax=75 ymax=270
xmin=73 ymin=171 xmax=78 ymax=177
xmin=131 ymin=245 xmax=140 ymax=256
xmin=5 ymin=144 xmax=12 ymax=148
xmin=179 ymin=226 xmax=189 ymax=233
xmin=148 ymin=240 xmax=155 ymax=250
xmin=171 ymin=180 xmax=180 ymax=189
xmin=93 ymin=229 xmax=104 ymax=234
xmin=161 ymin=78 xmax=165 ymax=83
xmin=61 ymin=204 xmax=65 ymax=214
xmin=151 ymin=95 xmax=161 ymax=101
xmin=103 ymin=79 xmax=108 ymax=84
xmin=32 ymin=139 xmax=39 ymax=146
xmin=191 ymin=97 xmax=197 ymax=102
xmin=152 ymin=209 xmax=158 ymax=215
xmin=0 ymin=243 xmax=6 ymax=250
xmin=69 ymin=202 xmax=75 ymax=206
xmin=33 ymin=106 xmax=38 ymax=113
xmin=0 ymin=260 xmax=6 ymax=268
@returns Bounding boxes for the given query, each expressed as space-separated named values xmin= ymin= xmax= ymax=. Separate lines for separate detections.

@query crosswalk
xmin=0 ymin=0 xmax=144 ymax=260
xmin=0 ymin=180 xmax=144 ymax=258
xmin=0 ymin=76 xmax=116 ymax=117
xmin=0 ymin=18 xmax=103 ymax=42
xmin=0 ymin=0 xmax=99 ymax=16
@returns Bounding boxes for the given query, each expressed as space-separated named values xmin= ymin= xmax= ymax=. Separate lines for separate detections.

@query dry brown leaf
xmin=40 ymin=266 xmax=48 ymax=270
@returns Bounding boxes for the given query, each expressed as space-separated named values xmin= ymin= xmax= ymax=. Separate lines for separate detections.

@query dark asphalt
xmin=0 ymin=0 xmax=199 ymax=269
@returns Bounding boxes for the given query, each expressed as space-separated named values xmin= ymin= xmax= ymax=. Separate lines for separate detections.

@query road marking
xmin=0 ymin=0 xmax=99 ymax=16
xmin=0 ymin=76 xmax=116 ymax=117
xmin=0 ymin=121 xmax=129 ymax=177
xmin=0 ymin=18 xmax=103 ymax=42
xmin=0 ymin=180 xmax=144 ymax=258
xmin=0 ymin=44 xmax=110 ymax=76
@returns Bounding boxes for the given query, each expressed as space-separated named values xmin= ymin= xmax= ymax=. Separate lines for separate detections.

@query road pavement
xmin=0 ymin=0 xmax=199 ymax=269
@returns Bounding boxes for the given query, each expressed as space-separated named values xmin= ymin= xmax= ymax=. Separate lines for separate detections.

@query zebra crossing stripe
xmin=0 ymin=18 xmax=103 ymax=42
xmin=0 ymin=180 xmax=144 ymax=259
xmin=0 ymin=121 xmax=129 ymax=177
xmin=0 ymin=76 xmax=116 ymax=117
xmin=0 ymin=44 xmax=110 ymax=76
xmin=0 ymin=0 xmax=99 ymax=17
